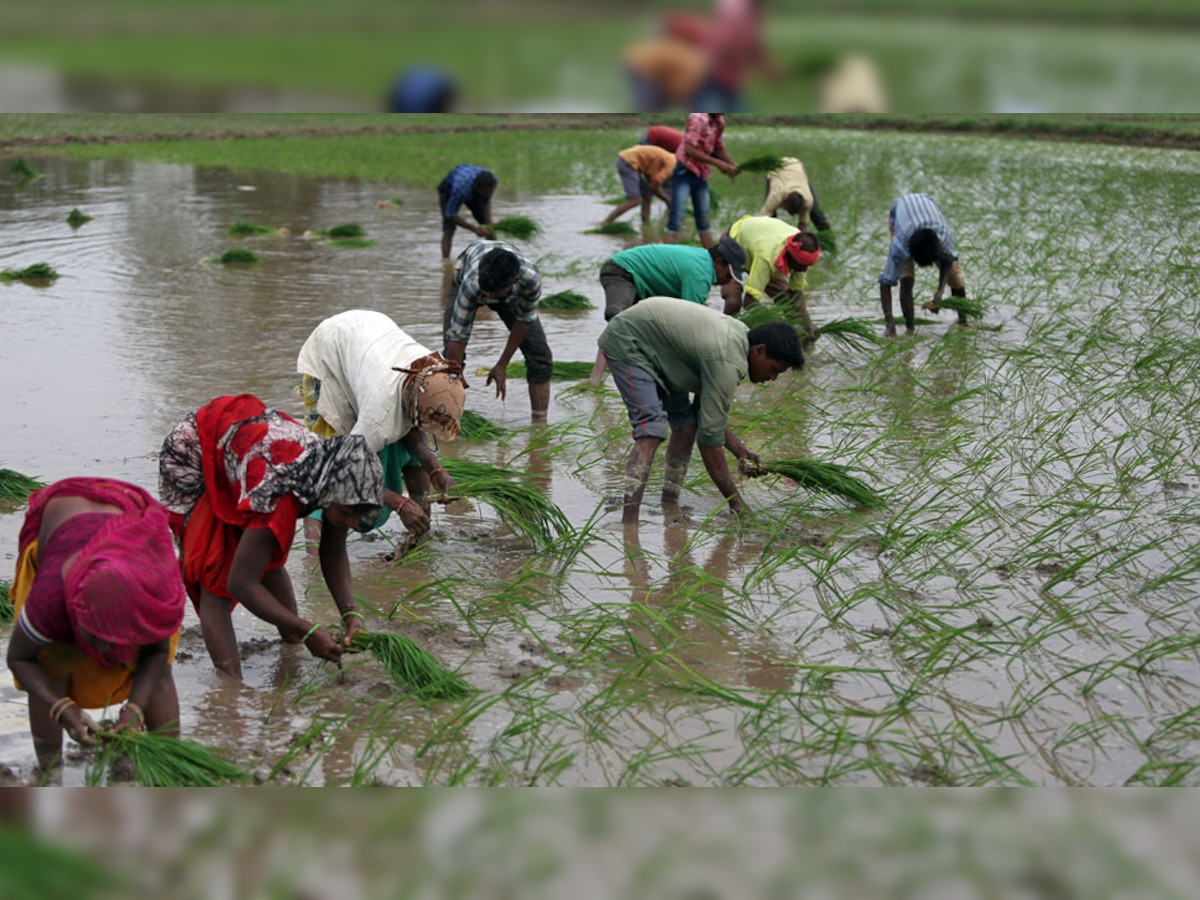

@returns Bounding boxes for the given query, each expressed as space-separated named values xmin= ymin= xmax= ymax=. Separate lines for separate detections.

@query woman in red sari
xmin=158 ymin=393 xmax=384 ymax=680
xmin=7 ymin=477 xmax=186 ymax=773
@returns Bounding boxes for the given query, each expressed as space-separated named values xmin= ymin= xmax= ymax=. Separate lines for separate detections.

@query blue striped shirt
xmin=446 ymin=241 xmax=542 ymax=344
xmin=879 ymin=193 xmax=958 ymax=286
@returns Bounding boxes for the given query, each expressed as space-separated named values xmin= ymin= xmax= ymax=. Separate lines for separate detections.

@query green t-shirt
xmin=611 ymin=245 xmax=717 ymax=305
xmin=598 ymin=297 xmax=750 ymax=446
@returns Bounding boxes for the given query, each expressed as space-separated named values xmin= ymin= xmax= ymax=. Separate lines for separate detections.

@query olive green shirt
xmin=598 ymin=297 xmax=750 ymax=447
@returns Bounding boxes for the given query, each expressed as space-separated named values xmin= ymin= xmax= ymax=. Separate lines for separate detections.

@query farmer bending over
xmin=726 ymin=215 xmax=821 ymax=333
xmin=159 ymin=394 xmax=384 ymax=680
xmin=438 ymin=165 xmax=497 ymax=260
xmin=879 ymin=192 xmax=969 ymax=337
xmin=297 ymin=309 xmax=465 ymax=545
xmin=601 ymin=142 xmax=677 ymax=231
xmin=7 ymin=477 xmax=186 ymax=774
xmin=758 ymin=156 xmax=833 ymax=234
xmin=443 ymin=242 xmax=553 ymax=422
xmin=597 ymin=297 xmax=804 ymax=525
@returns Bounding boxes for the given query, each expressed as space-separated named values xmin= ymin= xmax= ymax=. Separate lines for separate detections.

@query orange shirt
xmin=617 ymin=145 xmax=678 ymax=187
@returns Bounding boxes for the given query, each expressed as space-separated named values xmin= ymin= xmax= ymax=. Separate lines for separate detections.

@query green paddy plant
xmin=441 ymin=458 xmax=572 ymax=549
xmin=736 ymin=152 xmax=786 ymax=173
xmin=492 ymin=215 xmax=542 ymax=241
xmin=0 ymin=580 xmax=12 ymax=623
xmin=214 ymin=247 xmax=260 ymax=264
xmin=326 ymin=222 xmax=365 ymax=238
xmin=737 ymin=303 xmax=802 ymax=328
xmin=539 ymin=289 xmax=595 ymax=311
xmin=91 ymin=729 xmax=250 ymax=786
xmin=813 ymin=317 xmax=880 ymax=351
xmin=349 ymin=631 xmax=473 ymax=700
xmin=0 ymin=467 xmax=44 ymax=501
xmin=0 ymin=825 xmax=124 ymax=900
xmin=226 ymin=220 xmax=278 ymax=236
xmin=66 ymin=208 xmax=93 ymax=227
xmin=9 ymin=157 xmax=40 ymax=179
xmin=815 ymin=229 xmax=837 ymax=254
xmin=0 ymin=263 xmax=58 ymax=282
xmin=933 ymin=296 xmax=985 ymax=320
xmin=750 ymin=457 xmax=885 ymax=509
xmin=458 ymin=408 xmax=507 ymax=440
xmin=584 ymin=221 xmax=637 ymax=236
xmin=483 ymin=360 xmax=595 ymax=381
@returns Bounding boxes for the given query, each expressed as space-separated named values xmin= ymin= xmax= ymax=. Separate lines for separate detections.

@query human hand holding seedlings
xmin=340 ymin=610 xmax=367 ymax=646
xmin=394 ymin=494 xmax=430 ymax=536
xmin=112 ymin=701 xmax=146 ymax=735
xmin=55 ymin=700 xmax=99 ymax=748
xmin=428 ymin=466 xmax=454 ymax=502
xmin=302 ymin=624 xmax=344 ymax=664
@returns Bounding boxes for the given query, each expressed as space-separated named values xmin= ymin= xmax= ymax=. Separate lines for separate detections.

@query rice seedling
xmin=736 ymin=152 xmax=786 ymax=173
xmin=933 ymin=296 xmax=985 ymax=320
xmin=0 ymin=263 xmax=58 ymax=281
xmin=66 ymin=208 xmax=93 ymax=227
xmin=348 ymin=631 xmax=473 ymax=700
xmin=0 ymin=580 xmax=12 ymax=623
xmin=749 ymin=457 xmax=886 ymax=509
xmin=492 ymin=215 xmax=542 ymax=240
xmin=226 ymin=220 xmax=278 ymax=236
xmin=91 ymin=729 xmax=250 ymax=786
xmin=327 ymin=222 xmax=365 ymax=238
xmin=0 ymin=467 xmax=44 ymax=501
xmin=736 ymin=303 xmax=802 ymax=328
xmin=815 ymin=228 xmax=837 ymax=253
xmin=813 ymin=317 xmax=880 ymax=350
xmin=214 ymin=247 xmax=260 ymax=264
xmin=441 ymin=458 xmax=572 ymax=549
xmin=480 ymin=360 xmax=595 ymax=381
xmin=459 ymin=408 xmax=507 ymax=440
xmin=584 ymin=221 xmax=637 ymax=235
xmin=539 ymin=289 xmax=595 ymax=311
xmin=9 ymin=157 xmax=40 ymax=179
xmin=0 ymin=825 xmax=125 ymax=899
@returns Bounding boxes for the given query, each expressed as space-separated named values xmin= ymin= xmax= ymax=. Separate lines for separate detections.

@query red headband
xmin=775 ymin=237 xmax=821 ymax=275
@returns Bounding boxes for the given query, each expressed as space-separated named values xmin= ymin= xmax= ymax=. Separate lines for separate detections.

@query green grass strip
xmin=96 ymin=729 xmax=250 ymax=786
xmin=441 ymin=458 xmax=572 ymax=548
xmin=492 ymin=215 xmax=542 ymax=241
xmin=759 ymin=457 xmax=885 ymax=509
xmin=0 ymin=263 xmax=58 ymax=281
xmin=349 ymin=631 xmax=473 ymax=700
xmin=539 ymin=289 xmax=595 ymax=311
xmin=0 ymin=467 xmax=44 ymax=502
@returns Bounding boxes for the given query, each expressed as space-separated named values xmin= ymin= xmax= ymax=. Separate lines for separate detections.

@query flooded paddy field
xmin=1 ymin=124 xmax=1199 ymax=785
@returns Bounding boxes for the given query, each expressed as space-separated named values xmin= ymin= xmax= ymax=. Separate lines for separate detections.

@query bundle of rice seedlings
xmin=0 ymin=263 xmax=58 ymax=281
xmin=349 ymin=631 xmax=473 ymax=700
xmin=584 ymin=221 xmax=637 ymax=236
xmin=932 ymin=296 xmax=985 ymax=320
xmin=754 ymin=457 xmax=885 ymax=509
xmin=10 ymin=157 xmax=40 ymax=178
xmin=737 ymin=303 xmax=802 ymax=328
xmin=737 ymin=152 xmax=786 ymax=173
xmin=66 ymin=208 xmax=93 ymax=227
xmin=815 ymin=229 xmax=837 ymax=254
xmin=327 ymin=223 xmax=366 ymax=238
xmin=496 ymin=360 xmax=595 ymax=381
xmin=216 ymin=248 xmax=260 ymax=264
xmin=539 ymin=290 xmax=595 ymax=311
xmin=0 ymin=467 xmax=44 ymax=502
xmin=492 ymin=215 xmax=542 ymax=241
xmin=441 ymin=458 xmax=572 ymax=548
xmin=96 ymin=729 xmax=250 ymax=786
xmin=226 ymin=221 xmax=277 ymax=236
xmin=813 ymin=317 xmax=880 ymax=350
xmin=459 ymin=409 xmax=506 ymax=441
xmin=0 ymin=825 xmax=124 ymax=899
xmin=330 ymin=238 xmax=376 ymax=248
xmin=0 ymin=580 xmax=13 ymax=623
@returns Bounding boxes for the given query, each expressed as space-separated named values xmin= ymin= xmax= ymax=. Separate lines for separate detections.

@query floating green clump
xmin=10 ymin=157 xmax=41 ymax=179
xmin=539 ymin=290 xmax=595 ymax=311
xmin=0 ymin=263 xmax=58 ymax=281
xmin=737 ymin=153 xmax=786 ymax=173
xmin=93 ymin=729 xmax=250 ymax=786
xmin=216 ymin=248 xmax=260 ymax=264
xmin=933 ymin=296 xmax=985 ymax=320
xmin=327 ymin=223 xmax=366 ymax=238
xmin=459 ymin=409 xmax=506 ymax=440
xmin=349 ymin=631 xmax=473 ymax=700
xmin=66 ymin=208 xmax=93 ymax=227
xmin=493 ymin=215 xmax=542 ymax=241
xmin=226 ymin=221 xmax=277 ymax=236
xmin=442 ymin=458 xmax=572 ymax=549
xmin=0 ymin=467 xmax=45 ymax=502
xmin=584 ymin=221 xmax=637 ymax=235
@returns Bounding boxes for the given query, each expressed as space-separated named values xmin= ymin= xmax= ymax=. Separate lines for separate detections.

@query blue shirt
xmin=446 ymin=241 xmax=542 ymax=345
xmin=879 ymin=193 xmax=958 ymax=286
xmin=440 ymin=165 xmax=492 ymax=218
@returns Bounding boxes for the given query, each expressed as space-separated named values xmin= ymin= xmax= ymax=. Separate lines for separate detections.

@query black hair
xmin=473 ymin=170 xmax=498 ymax=190
xmin=784 ymin=191 xmax=808 ymax=215
xmin=478 ymin=247 xmax=521 ymax=292
xmin=747 ymin=321 xmax=805 ymax=369
xmin=908 ymin=228 xmax=941 ymax=267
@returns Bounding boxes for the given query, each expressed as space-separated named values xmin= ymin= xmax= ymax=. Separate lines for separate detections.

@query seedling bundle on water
xmin=539 ymin=290 xmax=595 ymax=311
xmin=92 ymin=729 xmax=250 ymax=786
xmin=349 ymin=631 xmax=473 ymax=700
xmin=459 ymin=409 xmax=506 ymax=440
xmin=492 ymin=216 xmax=542 ymax=241
xmin=0 ymin=263 xmax=58 ymax=282
xmin=226 ymin=221 xmax=280 ymax=236
xmin=66 ymin=208 xmax=93 ymax=227
xmin=0 ymin=467 xmax=44 ymax=501
xmin=441 ymin=458 xmax=571 ymax=549
xmin=212 ymin=248 xmax=260 ymax=264
xmin=745 ymin=457 xmax=885 ymax=508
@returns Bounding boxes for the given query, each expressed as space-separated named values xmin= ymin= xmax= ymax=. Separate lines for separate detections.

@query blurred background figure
xmin=818 ymin=52 xmax=888 ymax=113
xmin=388 ymin=65 xmax=458 ymax=113
xmin=623 ymin=32 xmax=709 ymax=112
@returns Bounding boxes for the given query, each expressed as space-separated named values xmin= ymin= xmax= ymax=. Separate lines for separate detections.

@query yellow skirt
xmin=11 ymin=540 xmax=180 ymax=710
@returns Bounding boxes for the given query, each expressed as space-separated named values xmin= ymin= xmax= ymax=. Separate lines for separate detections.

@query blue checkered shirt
xmin=879 ymin=193 xmax=958 ymax=286
xmin=441 ymin=165 xmax=491 ymax=217
xmin=445 ymin=241 xmax=542 ymax=344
